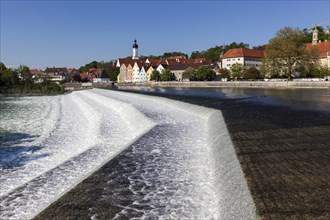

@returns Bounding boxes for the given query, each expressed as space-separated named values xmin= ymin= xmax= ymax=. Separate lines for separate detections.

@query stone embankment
xmin=124 ymin=81 xmax=329 ymax=88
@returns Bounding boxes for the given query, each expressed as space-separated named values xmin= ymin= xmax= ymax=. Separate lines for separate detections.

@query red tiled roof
xmin=194 ymin=58 xmax=209 ymax=64
xmin=67 ymin=68 xmax=75 ymax=74
xmin=118 ymin=58 xmax=147 ymax=67
xmin=305 ymin=41 xmax=330 ymax=58
xmin=45 ymin=67 xmax=67 ymax=73
xmin=147 ymin=58 xmax=161 ymax=66
xmin=223 ymin=48 xmax=265 ymax=59
xmin=80 ymin=73 xmax=89 ymax=79
xmin=30 ymin=69 xmax=41 ymax=74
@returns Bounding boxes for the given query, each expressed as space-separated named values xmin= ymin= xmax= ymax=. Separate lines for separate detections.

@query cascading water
xmin=0 ymin=89 xmax=256 ymax=219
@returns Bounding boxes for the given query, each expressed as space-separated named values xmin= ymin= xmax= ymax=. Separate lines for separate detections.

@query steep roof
xmin=118 ymin=58 xmax=147 ymax=67
xmin=146 ymin=58 xmax=161 ymax=67
xmin=305 ymin=41 xmax=330 ymax=58
xmin=223 ymin=48 xmax=265 ymax=59
xmin=44 ymin=67 xmax=67 ymax=73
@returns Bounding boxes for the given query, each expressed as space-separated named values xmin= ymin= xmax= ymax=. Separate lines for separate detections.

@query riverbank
xmin=34 ymin=88 xmax=330 ymax=219
xmin=117 ymin=80 xmax=329 ymax=88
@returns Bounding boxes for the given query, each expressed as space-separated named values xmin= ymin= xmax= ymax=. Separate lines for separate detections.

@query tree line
xmin=0 ymin=62 xmax=64 ymax=95
xmin=77 ymin=60 xmax=119 ymax=82
xmin=150 ymin=65 xmax=216 ymax=82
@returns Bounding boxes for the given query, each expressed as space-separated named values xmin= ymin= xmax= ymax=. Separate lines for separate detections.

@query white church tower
xmin=132 ymin=39 xmax=139 ymax=59
xmin=312 ymin=27 xmax=319 ymax=45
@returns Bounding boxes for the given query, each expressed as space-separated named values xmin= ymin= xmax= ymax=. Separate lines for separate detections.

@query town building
xmin=168 ymin=63 xmax=205 ymax=81
xmin=116 ymin=39 xmax=211 ymax=82
xmin=221 ymin=48 xmax=265 ymax=70
xmin=44 ymin=67 xmax=68 ymax=82
xmin=305 ymin=27 xmax=330 ymax=68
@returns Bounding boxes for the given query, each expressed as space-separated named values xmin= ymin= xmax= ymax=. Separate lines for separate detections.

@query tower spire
xmin=132 ymin=39 xmax=139 ymax=59
xmin=312 ymin=27 xmax=319 ymax=45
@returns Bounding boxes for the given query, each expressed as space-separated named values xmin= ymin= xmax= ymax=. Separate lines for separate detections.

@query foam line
xmin=207 ymin=110 xmax=256 ymax=219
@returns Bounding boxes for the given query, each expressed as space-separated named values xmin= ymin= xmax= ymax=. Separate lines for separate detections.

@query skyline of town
xmin=1 ymin=0 xmax=329 ymax=69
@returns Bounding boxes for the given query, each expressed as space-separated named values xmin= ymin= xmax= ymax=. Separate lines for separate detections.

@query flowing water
xmin=0 ymin=89 xmax=255 ymax=219
xmin=116 ymin=86 xmax=330 ymax=112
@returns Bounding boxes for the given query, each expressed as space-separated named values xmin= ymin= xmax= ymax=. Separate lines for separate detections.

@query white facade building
xmin=131 ymin=63 xmax=148 ymax=83
xmin=132 ymin=62 xmax=140 ymax=82
xmin=156 ymin=64 xmax=166 ymax=73
xmin=222 ymin=48 xmax=265 ymax=70
xmin=139 ymin=66 xmax=147 ymax=82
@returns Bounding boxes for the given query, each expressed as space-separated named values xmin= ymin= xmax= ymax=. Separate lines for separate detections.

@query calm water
xmin=115 ymin=86 xmax=330 ymax=112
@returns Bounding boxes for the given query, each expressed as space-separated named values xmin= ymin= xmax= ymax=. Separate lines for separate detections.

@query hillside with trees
xmin=190 ymin=42 xmax=250 ymax=63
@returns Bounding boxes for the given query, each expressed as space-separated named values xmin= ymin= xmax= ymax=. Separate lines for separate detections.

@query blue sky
xmin=1 ymin=0 xmax=329 ymax=69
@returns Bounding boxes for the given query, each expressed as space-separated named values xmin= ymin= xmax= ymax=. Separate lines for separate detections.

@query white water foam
xmin=0 ymin=89 xmax=256 ymax=219
xmin=0 ymin=91 xmax=155 ymax=219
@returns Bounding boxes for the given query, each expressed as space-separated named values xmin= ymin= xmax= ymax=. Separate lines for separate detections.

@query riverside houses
xmin=220 ymin=28 xmax=330 ymax=71
xmin=44 ymin=67 xmax=68 ymax=82
xmin=117 ymin=39 xmax=210 ymax=82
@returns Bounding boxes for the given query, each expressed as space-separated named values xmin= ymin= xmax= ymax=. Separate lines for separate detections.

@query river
xmin=115 ymin=86 xmax=330 ymax=112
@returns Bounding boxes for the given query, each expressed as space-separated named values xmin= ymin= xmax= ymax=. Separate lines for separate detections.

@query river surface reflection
xmin=115 ymin=86 xmax=330 ymax=112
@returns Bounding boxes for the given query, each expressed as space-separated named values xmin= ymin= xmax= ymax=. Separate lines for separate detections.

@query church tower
xmin=132 ymin=39 xmax=139 ymax=59
xmin=312 ymin=27 xmax=319 ymax=45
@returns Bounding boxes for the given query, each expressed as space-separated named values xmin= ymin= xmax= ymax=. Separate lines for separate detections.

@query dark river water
xmin=115 ymin=86 xmax=330 ymax=112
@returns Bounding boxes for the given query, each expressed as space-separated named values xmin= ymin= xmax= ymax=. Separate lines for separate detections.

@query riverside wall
xmin=126 ymin=81 xmax=329 ymax=88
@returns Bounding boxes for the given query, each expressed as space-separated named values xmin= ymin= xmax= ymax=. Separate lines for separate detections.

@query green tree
xmin=0 ymin=69 xmax=19 ymax=91
xmin=243 ymin=67 xmax=261 ymax=79
xmin=190 ymin=51 xmax=204 ymax=59
xmin=189 ymin=42 xmax=249 ymax=63
xmin=264 ymin=27 xmax=308 ymax=80
xmin=218 ymin=68 xmax=230 ymax=79
xmin=18 ymin=65 xmax=32 ymax=82
xmin=182 ymin=67 xmax=197 ymax=81
xmin=99 ymin=61 xmax=119 ymax=81
xmin=72 ymin=73 xmax=82 ymax=82
xmin=160 ymin=69 xmax=175 ymax=81
xmin=79 ymin=61 xmax=100 ymax=72
xmin=151 ymin=70 xmax=160 ymax=81
xmin=0 ymin=62 xmax=7 ymax=74
xmin=230 ymin=63 xmax=244 ymax=79
xmin=162 ymin=52 xmax=188 ymax=58
xmin=195 ymin=65 xmax=215 ymax=81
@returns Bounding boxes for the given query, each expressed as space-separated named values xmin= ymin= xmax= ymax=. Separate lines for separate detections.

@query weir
xmin=93 ymin=89 xmax=257 ymax=219
xmin=0 ymin=91 xmax=156 ymax=219
xmin=0 ymin=89 xmax=256 ymax=219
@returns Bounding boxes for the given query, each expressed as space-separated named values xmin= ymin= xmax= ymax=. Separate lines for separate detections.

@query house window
xmin=227 ymin=59 xmax=231 ymax=61
xmin=238 ymin=58 xmax=240 ymax=61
